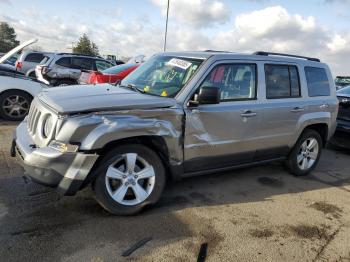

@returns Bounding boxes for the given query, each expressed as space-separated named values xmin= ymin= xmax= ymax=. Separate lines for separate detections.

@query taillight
xmin=89 ymin=72 xmax=103 ymax=84
xmin=15 ymin=61 xmax=22 ymax=69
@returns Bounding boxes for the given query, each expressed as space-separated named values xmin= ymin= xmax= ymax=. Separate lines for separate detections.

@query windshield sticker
xmin=167 ymin=58 xmax=192 ymax=70
xmin=161 ymin=90 xmax=168 ymax=97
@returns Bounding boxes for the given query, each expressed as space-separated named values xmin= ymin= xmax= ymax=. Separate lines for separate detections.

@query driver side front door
xmin=183 ymin=62 xmax=261 ymax=174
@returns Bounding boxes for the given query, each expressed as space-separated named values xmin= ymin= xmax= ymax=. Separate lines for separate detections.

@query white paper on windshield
xmin=167 ymin=58 xmax=192 ymax=70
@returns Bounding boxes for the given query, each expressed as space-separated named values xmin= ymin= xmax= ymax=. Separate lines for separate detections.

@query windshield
xmin=335 ymin=77 xmax=350 ymax=86
xmin=121 ymin=55 xmax=203 ymax=97
xmin=337 ymin=85 xmax=350 ymax=95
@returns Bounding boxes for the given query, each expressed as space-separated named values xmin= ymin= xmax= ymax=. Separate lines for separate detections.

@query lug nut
xmin=122 ymin=175 xmax=127 ymax=179
xmin=125 ymin=182 xmax=129 ymax=186
xmin=134 ymin=175 xmax=138 ymax=179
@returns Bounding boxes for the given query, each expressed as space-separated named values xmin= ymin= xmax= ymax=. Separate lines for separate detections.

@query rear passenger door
xmin=252 ymin=63 xmax=304 ymax=160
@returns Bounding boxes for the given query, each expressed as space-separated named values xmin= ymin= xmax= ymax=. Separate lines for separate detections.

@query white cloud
xmin=151 ymin=0 xmax=231 ymax=28
xmin=0 ymin=0 xmax=11 ymax=5
xmin=1 ymin=4 xmax=350 ymax=76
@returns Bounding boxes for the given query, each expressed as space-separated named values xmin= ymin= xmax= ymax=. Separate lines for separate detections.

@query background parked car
xmin=35 ymin=53 xmax=115 ymax=86
xmin=0 ymin=38 xmax=47 ymax=121
xmin=78 ymin=63 xmax=139 ymax=85
xmin=335 ymin=76 xmax=350 ymax=90
xmin=331 ymin=85 xmax=350 ymax=148
xmin=15 ymin=50 xmax=54 ymax=78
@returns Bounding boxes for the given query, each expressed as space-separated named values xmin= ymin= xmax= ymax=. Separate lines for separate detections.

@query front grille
xmin=25 ymin=98 xmax=58 ymax=147
xmin=27 ymin=102 xmax=41 ymax=135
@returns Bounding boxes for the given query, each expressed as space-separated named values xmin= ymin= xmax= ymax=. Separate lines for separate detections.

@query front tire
xmin=0 ymin=90 xmax=32 ymax=121
xmin=285 ymin=129 xmax=322 ymax=176
xmin=93 ymin=144 xmax=166 ymax=215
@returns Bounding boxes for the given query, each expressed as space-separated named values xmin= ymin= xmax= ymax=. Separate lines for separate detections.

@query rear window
xmin=24 ymin=53 xmax=44 ymax=63
xmin=305 ymin=67 xmax=330 ymax=97
xmin=103 ymin=64 xmax=136 ymax=74
xmin=56 ymin=57 xmax=71 ymax=67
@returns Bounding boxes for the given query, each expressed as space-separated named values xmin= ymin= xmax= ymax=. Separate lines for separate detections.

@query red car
xmin=79 ymin=63 xmax=139 ymax=85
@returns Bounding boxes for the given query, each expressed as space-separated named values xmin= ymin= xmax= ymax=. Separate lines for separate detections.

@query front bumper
xmin=12 ymin=121 xmax=98 ymax=195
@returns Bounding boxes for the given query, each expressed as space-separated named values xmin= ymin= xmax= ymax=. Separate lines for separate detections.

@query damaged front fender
xmin=76 ymin=107 xmax=185 ymax=164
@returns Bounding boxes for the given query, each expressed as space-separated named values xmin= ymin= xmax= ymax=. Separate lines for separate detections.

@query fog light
xmin=49 ymin=141 xmax=79 ymax=153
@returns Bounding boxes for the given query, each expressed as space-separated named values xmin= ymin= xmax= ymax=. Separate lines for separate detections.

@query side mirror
xmin=197 ymin=86 xmax=221 ymax=104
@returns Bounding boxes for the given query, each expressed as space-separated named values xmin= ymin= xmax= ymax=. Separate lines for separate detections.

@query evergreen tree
xmin=72 ymin=34 xmax=99 ymax=56
xmin=0 ymin=22 xmax=20 ymax=53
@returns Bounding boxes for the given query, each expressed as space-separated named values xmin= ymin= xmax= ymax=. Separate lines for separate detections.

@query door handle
xmin=319 ymin=104 xmax=329 ymax=109
xmin=290 ymin=107 xmax=304 ymax=113
xmin=240 ymin=110 xmax=257 ymax=117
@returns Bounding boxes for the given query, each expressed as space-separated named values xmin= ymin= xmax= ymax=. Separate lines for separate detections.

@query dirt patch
xmin=310 ymin=201 xmax=342 ymax=218
xmin=289 ymin=224 xmax=330 ymax=240
xmin=250 ymin=228 xmax=274 ymax=238
xmin=257 ymin=177 xmax=284 ymax=188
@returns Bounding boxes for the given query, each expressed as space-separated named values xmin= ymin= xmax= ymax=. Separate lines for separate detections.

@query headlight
xmin=43 ymin=115 xmax=53 ymax=138
xmin=49 ymin=140 xmax=79 ymax=153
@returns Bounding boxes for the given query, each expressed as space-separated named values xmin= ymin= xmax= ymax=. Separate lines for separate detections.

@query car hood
xmin=38 ymin=84 xmax=178 ymax=114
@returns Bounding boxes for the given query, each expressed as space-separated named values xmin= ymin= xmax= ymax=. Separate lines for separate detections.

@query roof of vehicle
xmin=55 ymin=53 xmax=104 ymax=59
xmin=159 ymin=50 xmax=324 ymax=66
xmin=20 ymin=50 xmax=54 ymax=55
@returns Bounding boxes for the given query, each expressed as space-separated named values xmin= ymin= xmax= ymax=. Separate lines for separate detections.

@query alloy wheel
xmin=105 ymin=153 xmax=156 ymax=206
xmin=2 ymin=95 xmax=30 ymax=119
xmin=297 ymin=138 xmax=319 ymax=170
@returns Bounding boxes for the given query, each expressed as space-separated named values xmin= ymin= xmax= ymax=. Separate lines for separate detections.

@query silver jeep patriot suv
xmin=12 ymin=51 xmax=338 ymax=215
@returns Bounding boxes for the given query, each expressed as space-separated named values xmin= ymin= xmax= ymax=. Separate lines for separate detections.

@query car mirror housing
xmin=197 ymin=86 xmax=221 ymax=105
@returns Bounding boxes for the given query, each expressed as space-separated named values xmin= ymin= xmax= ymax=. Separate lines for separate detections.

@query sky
xmin=0 ymin=0 xmax=350 ymax=75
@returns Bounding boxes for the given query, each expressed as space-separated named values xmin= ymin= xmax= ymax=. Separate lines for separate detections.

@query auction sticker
xmin=167 ymin=58 xmax=192 ymax=70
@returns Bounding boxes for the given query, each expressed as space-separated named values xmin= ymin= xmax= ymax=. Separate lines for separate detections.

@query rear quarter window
xmin=305 ymin=67 xmax=330 ymax=97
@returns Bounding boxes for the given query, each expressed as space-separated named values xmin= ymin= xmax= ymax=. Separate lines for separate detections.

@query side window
xmin=56 ymin=57 xmax=71 ymax=67
xmin=71 ymin=57 xmax=94 ymax=70
xmin=305 ymin=67 xmax=330 ymax=97
xmin=199 ymin=64 xmax=257 ymax=101
xmin=24 ymin=53 xmax=44 ymax=63
xmin=265 ymin=64 xmax=301 ymax=99
xmin=95 ymin=60 xmax=112 ymax=71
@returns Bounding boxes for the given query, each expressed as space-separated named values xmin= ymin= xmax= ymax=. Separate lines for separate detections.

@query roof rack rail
xmin=253 ymin=51 xmax=320 ymax=62
xmin=56 ymin=52 xmax=103 ymax=59
xmin=204 ymin=50 xmax=232 ymax=53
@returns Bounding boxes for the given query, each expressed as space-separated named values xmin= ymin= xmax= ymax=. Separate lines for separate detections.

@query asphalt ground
xmin=1 ymin=121 xmax=350 ymax=262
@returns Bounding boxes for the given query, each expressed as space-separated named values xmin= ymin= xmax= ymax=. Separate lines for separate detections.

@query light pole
xmin=163 ymin=0 xmax=170 ymax=52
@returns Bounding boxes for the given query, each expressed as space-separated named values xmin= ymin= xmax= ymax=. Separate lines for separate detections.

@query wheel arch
xmin=81 ymin=135 xmax=178 ymax=189
xmin=302 ymin=123 xmax=328 ymax=147
xmin=0 ymin=88 xmax=34 ymax=100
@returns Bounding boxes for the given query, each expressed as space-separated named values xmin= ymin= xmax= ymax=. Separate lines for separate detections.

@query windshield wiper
xmin=119 ymin=83 xmax=145 ymax=93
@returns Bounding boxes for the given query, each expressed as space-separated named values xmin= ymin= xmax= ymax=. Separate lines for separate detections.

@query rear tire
xmin=93 ymin=144 xmax=166 ymax=215
xmin=0 ymin=90 xmax=32 ymax=121
xmin=285 ymin=129 xmax=323 ymax=176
